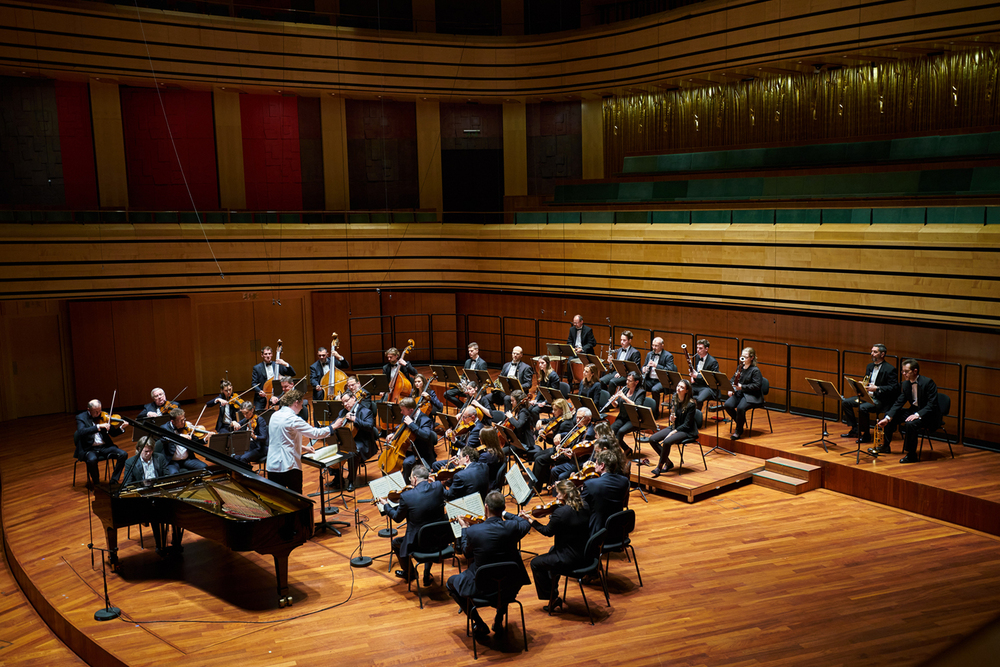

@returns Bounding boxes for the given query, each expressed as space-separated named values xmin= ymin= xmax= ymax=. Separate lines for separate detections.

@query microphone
xmin=350 ymin=507 xmax=373 ymax=568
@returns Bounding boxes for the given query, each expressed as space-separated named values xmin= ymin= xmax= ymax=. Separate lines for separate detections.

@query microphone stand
xmin=350 ymin=507 xmax=373 ymax=568
xmin=89 ymin=543 xmax=121 ymax=621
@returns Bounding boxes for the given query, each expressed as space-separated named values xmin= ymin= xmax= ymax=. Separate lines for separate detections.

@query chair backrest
xmin=492 ymin=463 xmax=506 ymax=491
xmin=416 ymin=521 xmax=456 ymax=553
xmin=598 ymin=390 xmax=610 ymax=410
xmin=558 ymin=382 xmax=571 ymax=398
xmin=474 ymin=561 xmax=523 ymax=602
xmin=584 ymin=528 xmax=607 ymax=561
xmin=604 ymin=509 xmax=635 ymax=545
xmin=642 ymin=396 xmax=656 ymax=411
xmin=936 ymin=392 xmax=951 ymax=418
xmin=761 ymin=377 xmax=770 ymax=396
xmin=694 ymin=409 xmax=704 ymax=429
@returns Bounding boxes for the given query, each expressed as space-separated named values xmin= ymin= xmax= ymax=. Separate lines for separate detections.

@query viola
xmin=569 ymin=461 xmax=599 ymax=487
xmin=451 ymin=513 xmax=485 ymax=525
xmin=157 ymin=401 xmax=181 ymax=415
xmin=530 ymin=500 xmax=564 ymax=518
xmin=433 ymin=460 xmax=467 ymax=483
xmin=384 ymin=485 xmax=414 ymax=503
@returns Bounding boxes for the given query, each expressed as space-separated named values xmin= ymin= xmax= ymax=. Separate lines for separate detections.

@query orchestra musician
xmin=608 ymin=371 xmax=646 ymax=454
xmin=411 ymin=374 xmax=443 ymax=415
xmin=501 ymin=389 xmax=538 ymax=459
xmin=233 ymin=402 xmax=269 ymax=465
xmin=648 ymin=379 xmax=698 ymax=476
xmin=534 ymin=398 xmax=576 ymax=446
xmin=689 ymin=339 xmax=720 ymax=408
xmin=724 ymin=347 xmax=763 ymax=441
xmin=252 ymin=346 xmax=296 ymax=412
xmin=531 ymin=356 xmax=562 ymax=414
xmin=309 ymin=345 xmax=349 ymax=400
xmin=520 ymin=480 xmax=592 ymax=612
xmin=843 ymin=344 xmax=899 ymax=447
xmin=567 ymin=314 xmax=598 ymax=357
xmin=641 ymin=337 xmax=678 ymax=417
xmin=332 ymin=390 xmax=375 ymax=491
xmin=398 ymin=397 xmax=439 ymax=484
xmin=448 ymin=490 xmax=531 ymax=639
xmin=476 ymin=425 xmax=506 ymax=491
xmin=446 ymin=406 xmax=487 ymax=451
xmin=377 ymin=464 xmax=445 ymax=584
xmin=345 ymin=376 xmax=375 ymax=414
xmin=581 ymin=449 xmax=630 ymax=535
xmin=161 ymin=408 xmax=209 ymax=475
xmin=541 ymin=407 xmax=596 ymax=488
xmin=600 ymin=331 xmax=642 ymax=391
xmin=75 ymin=399 xmax=128 ymax=488
xmin=445 ymin=342 xmax=488 ymax=409
xmin=121 ymin=436 xmax=169 ymax=486
xmin=491 ymin=346 xmax=533 ymax=411
xmin=266 ymin=389 xmax=333 ymax=494
xmin=383 ymin=347 xmax=417 ymax=383
xmin=138 ymin=387 xmax=171 ymax=419
xmin=433 ymin=446 xmax=490 ymax=501
xmin=876 ymin=359 xmax=942 ymax=463
xmin=578 ymin=363 xmax=603 ymax=405
xmin=213 ymin=380 xmax=241 ymax=433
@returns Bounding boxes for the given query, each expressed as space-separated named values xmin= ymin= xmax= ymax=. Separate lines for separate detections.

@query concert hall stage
xmin=2 ymin=404 xmax=999 ymax=666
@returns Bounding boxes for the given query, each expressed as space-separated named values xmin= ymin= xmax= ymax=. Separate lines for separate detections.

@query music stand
xmin=357 ymin=374 xmax=389 ymax=398
xmin=699 ymin=370 xmax=736 ymax=456
xmin=578 ymin=353 xmax=606 ymax=374
xmin=132 ymin=414 xmax=170 ymax=442
xmin=496 ymin=376 xmax=523 ymax=395
xmin=313 ymin=400 xmax=343 ymax=426
xmin=624 ymin=403 xmax=657 ymax=504
xmin=547 ymin=343 xmax=575 ymax=359
xmin=653 ymin=369 xmax=681 ymax=414
xmin=463 ymin=368 xmax=492 ymax=387
xmin=611 ymin=359 xmax=642 ymax=380
xmin=537 ymin=387 xmax=561 ymax=405
xmin=842 ymin=377 xmax=878 ymax=463
xmin=802 ymin=378 xmax=842 ymax=453
xmin=206 ymin=431 xmax=251 ymax=458
xmin=376 ymin=402 xmax=402 ymax=429
xmin=431 ymin=365 xmax=464 ymax=385
xmin=568 ymin=394 xmax=601 ymax=420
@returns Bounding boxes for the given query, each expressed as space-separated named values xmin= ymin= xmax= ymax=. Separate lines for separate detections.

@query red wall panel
xmin=240 ymin=94 xmax=302 ymax=211
xmin=54 ymin=81 xmax=99 ymax=209
xmin=120 ymin=88 xmax=219 ymax=211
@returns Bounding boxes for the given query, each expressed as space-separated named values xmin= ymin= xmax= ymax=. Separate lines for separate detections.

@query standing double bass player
xmin=252 ymin=344 xmax=296 ymax=412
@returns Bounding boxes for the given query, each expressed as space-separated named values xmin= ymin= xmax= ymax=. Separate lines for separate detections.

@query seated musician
xmin=446 ymin=406 xmax=486 ymax=452
xmin=601 ymin=330 xmax=642 ymax=391
xmin=842 ymin=343 xmax=899 ymax=448
xmin=432 ymin=446 xmax=490 ymax=501
xmin=121 ymin=436 xmax=169 ymax=486
xmin=532 ymin=356 xmax=562 ymax=413
xmin=550 ymin=433 xmax=616 ymax=486
xmin=689 ymin=339 xmax=720 ymax=409
xmin=310 ymin=345 xmax=349 ymax=400
xmin=876 ymin=359 xmax=942 ymax=464
xmin=397 ymin=397 xmax=439 ymax=484
xmin=519 ymin=480 xmax=592 ymax=611
xmin=377 ymin=464 xmax=445 ymax=584
xmin=410 ymin=374 xmax=443 ymax=415
xmin=161 ymin=408 xmax=209 ymax=475
xmin=578 ymin=363 xmax=603 ymax=404
xmin=345 ymin=376 xmax=375 ymax=414
xmin=534 ymin=398 xmax=576 ymax=447
xmin=642 ymin=337 xmax=677 ymax=418
xmin=138 ymin=387 xmax=171 ymax=420
xmin=501 ymin=390 xmax=539 ymax=460
xmin=607 ymin=371 xmax=646 ymax=454
xmin=75 ymin=399 xmax=128 ymax=488
xmin=213 ymin=380 xmax=241 ymax=433
xmin=581 ymin=449 xmax=630 ymax=535
xmin=491 ymin=346 xmax=533 ymax=410
xmin=252 ymin=346 xmax=296 ymax=412
xmin=448 ymin=490 xmax=531 ymax=640
xmin=331 ymin=390 xmax=375 ymax=491
xmin=724 ymin=347 xmax=763 ymax=440
xmin=476 ymin=425 xmax=506 ymax=491
xmin=533 ymin=406 xmax=594 ymax=491
xmin=383 ymin=347 xmax=417 ymax=382
xmin=566 ymin=314 xmax=597 ymax=389
xmin=649 ymin=379 xmax=698 ymax=476
xmin=445 ymin=342 xmax=488 ymax=409
xmin=234 ymin=402 xmax=269 ymax=464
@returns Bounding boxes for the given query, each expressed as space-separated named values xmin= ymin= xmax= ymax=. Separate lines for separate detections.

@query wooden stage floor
xmin=2 ymin=405 xmax=1000 ymax=666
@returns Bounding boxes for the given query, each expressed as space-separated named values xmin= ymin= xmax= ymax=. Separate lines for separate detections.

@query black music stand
xmin=463 ymin=368 xmax=492 ymax=387
xmin=700 ymin=370 xmax=737 ymax=456
xmin=842 ymin=377 xmax=878 ymax=463
xmin=611 ymin=358 xmax=642 ymax=380
xmin=578 ymin=353 xmax=607 ymax=374
xmin=802 ymin=378 xmax=842 ymax=453
xmin=358 ymin=374 xmax=389 ymax=399
xmin=653 ymin=369 xmax=681 ymax=414
xmin=496 ymin=376 xmax=523 ymax=395
xmin=132 ymin=414 xmax=170 ymax=442
xmin=430 ymin=365 xmax=462 ymax=385
xmin=537 ymin=387 xmax=562 ymax=405
xmin=313 ymin=400 xmax=343 ymax=425
xmin=568 ymin=394 xmax=602 ymax=420
xmin=207 ymin=431 xmax=251 ymax=458
xmin=624 ymin=403 xmax=657 ymax=504
xmin=305 ymin=434 xmax=353 ymax=536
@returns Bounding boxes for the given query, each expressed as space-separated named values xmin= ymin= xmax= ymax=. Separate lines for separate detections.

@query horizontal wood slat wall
xmin=1 ymin=0 xmax=997 ymax=97
xmin=1 ymin=221 xmax=998 ymax=327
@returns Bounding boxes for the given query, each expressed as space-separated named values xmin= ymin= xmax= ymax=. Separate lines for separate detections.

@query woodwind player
xmin=642 ymin=337 xmax=677 ymax=417
xmin=690 ymin=339 xmax=720 ymax=409
xmin=842 ymin=344 xmax=899 ymax=448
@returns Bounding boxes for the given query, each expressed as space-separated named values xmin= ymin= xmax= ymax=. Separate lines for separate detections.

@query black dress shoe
xmin=872 ymin=444 xmax=890 ymax=454
xmin=543 ymin=596 xmax=563 ymax=613
xmin=650 ymin=467 xmax=662 ymax=478
xmin=856 ymin=433 xmax=873 ymax=444
xmin=422 ymin=572 xmax=434 ymax=586
xmin=492 ymin=617 xmax=504 ymax=634
xmin=841 ymin=429 xmax=859 ymax=439
xmin=899 ymin=454 xmax=919 ymax=463
xmin=395 ymin=570 xmax=415 ymax=581
xmin=731 ymin=428 xmax=743 ymax=440
xmin=665 ymin=459 xmax=675 ymax=471
xmin=473 ymin=622 xmax=490 ymax=640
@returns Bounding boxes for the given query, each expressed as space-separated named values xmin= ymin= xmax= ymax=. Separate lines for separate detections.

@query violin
xmin=384 ymin=485 xmax=414 ymax=503
xmin=540 ymin=415 xmax=569 ymax=440
xmin=451 ymin=513 xmax=485 ymax=525
xmin=234 ymin=414 xmax=258 ymax=433
xmin=569 ymin=461 xmax=599 ymax=487
xmin=179 ymin=422 xmax=214 ymax=439
xmin=97 ymin=411 xmax=126 ymax=427
xmin=432 ymin=460 xmax=467 ymax=483
xmin=157 ymin=401 xmax=181 ymax=415
xmin=529 ymin=500 xmax=564 ymax=518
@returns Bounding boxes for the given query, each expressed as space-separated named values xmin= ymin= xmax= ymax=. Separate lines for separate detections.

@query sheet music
xmin=505 ymin=466 xmax=533 ymax=506
xmin=445 ymin=493 xmax=487 ymax=539
xmin=369 ymin=471 xmax=407 ymax=511
xmin=303 ymin=443 xmax=342 ymax=466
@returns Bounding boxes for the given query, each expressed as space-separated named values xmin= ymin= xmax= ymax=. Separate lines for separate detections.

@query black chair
xmin=558 ymin=382 xmax=571 ymax=399
xmin=597 ymin=390 xmax=611 ymax=419
xmin=491 ymin=462 xmax=507 ymax=493
xmin=918 ymin=392 xmax=955 ymax=459
xmin=408 ymin=521 xmax=460 ymax=608
xmin=747 ymin=377 xmax=773 ymax=436
xmin=550 ymin=528 xmax=610 ymax=625
xmin=72 ymin=432 xmax=110 ymax=487
xmin=602 ymin=510 xmax=641 ymax=587
xmin=677 ymin=409 xmax=708 ymax=471
xmin=466 ymin=562 xmax=528 ymax=659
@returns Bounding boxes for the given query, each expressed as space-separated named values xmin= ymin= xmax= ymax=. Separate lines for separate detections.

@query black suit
xmin=642 ymin=349 xmax=677 ymax=415
xmin=214 ymin=394 xmax=241 ymax=432
xmin=567 ymin=324 xmax=597 ymax=355
xmin=444 ymin=460 xmax=490 ymax=501
xmin=121 ymin=452 xmax=169 ymax=486
xmin=383 ymin=360 xmax=417 ymax=383
xmin=251 ymin=360 xmax=296 ymax=411
xmin=445 ymin=357 xmax=488 ymax=408
xmin=384 ymin=480 xmax=446 ymax=579
xmin=400 ymin=410 xmax=439 ymax=483
xmin=886 ymin=375 xmax=942 ymax=457
xmin=338 ymin=403 xmax=375 ymax=484
xmin=529 ymin=503 xmax=592 ymax=601
xmin=159 ymin=422 xmax=208 ymax=475
xmin=491 ymin=361 xmax=534 ymax=410
xmin=842 ymin=362 xmax=899 ymax=436
xmin=724 ymin=366 xmax=763 ymax=433
xmin=601 ymin=345 xmax=642 ymax=390
xmin=309 ymin=356 xmax=349 ymax=400
xmin=581 ymin=472 xmax=630 ymax=536
xmin=690 ymin=352 xmax=720 ymax=406
xmin=74 ymin=411 xmax=128 ymax=485
xmin=447 ymin=513 xmax=531 ymax=627
xmin=236 ymin=415 xmax=269 ymax=464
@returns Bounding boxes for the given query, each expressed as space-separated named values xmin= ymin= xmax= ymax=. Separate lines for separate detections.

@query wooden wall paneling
xmin=320 ymin=95 xmax=350 ymax=211
xmin=67 ymin=300 xmax=118 ymax=412
xmin=581 ymin=99 xmax=604 ymax=180
xmin=502 ymin=102 xmax=527 ymax=197
xmin=110 ymin=299 xmax=195 ymax=407
xmin=415 ymin=100 xmax=443 ymax=215
xmin=252 ymin=297 xmax=306 ymax=382
xmin=195 ymin=299 xmax=257 ymax=397
xmin=8 ymin=313 xmax=65 ymax=418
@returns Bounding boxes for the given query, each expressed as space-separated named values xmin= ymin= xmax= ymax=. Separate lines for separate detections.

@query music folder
xmin=844 ymin=376 xmax=875 ymax=404
xmin=463 ymin=368 xmax=492 ymax=387
xmin=578 ymin=353 xmax=606 ymax=373
xmin=496 ymin=376 xmax=523 ymax=395
xmin=431 ymin=365 xmax=464 ymax=385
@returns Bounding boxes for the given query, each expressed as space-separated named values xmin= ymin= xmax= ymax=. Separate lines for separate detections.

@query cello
xmin=376 ymin=339 xmax=415 ymax=431
xmin=262 ymin=340 xmax=283 ymax=407
xmin=320 ymin=332 xmax=349 ymax=398
xmin=376 ymin=380 xmax=433 ymax=474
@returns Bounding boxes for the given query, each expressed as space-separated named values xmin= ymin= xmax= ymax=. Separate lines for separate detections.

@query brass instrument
xmin=872 ymin=420 xmax=884 ymax=453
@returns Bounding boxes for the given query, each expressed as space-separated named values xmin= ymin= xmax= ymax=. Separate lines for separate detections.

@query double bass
xmin=320 ymin=332 xmax=349 ymax=398
xmin=262 ymin=340 xmax=283 ymax=407
xmin=376 ymin=339 xmax=415 ymax=431
xmin=376 ymin=376 xmax=432 ymax=474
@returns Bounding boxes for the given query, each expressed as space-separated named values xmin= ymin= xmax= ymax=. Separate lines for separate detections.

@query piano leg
xmin=273 ymin=550 xmax=293 ymax=608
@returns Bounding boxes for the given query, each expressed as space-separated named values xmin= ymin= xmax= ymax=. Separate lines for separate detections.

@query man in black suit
xmin=439 ymin=447 xmax=490 ymax=502
xmin=160 ymin=408 xmax=209 ymax=475
xmin=138 ymin=387 xmax=171 ymax=419
xmin=843 ymin=344 xmax=899 ymax=447
xmin=566 ymin=314 xmax=598 ymax=389
xmin=309 ymin=345 xmax=349 ymax=400
xmin=445 ymin=342 xmax=489 ymax=408
xmin=379 ymin=465 xmax=446 ymax=584
xmin=581 ymin=449 xmax=630 ymax=535
xmin=448 ymin=490 xmax=531 ymax=638
xmin=600 ymin=330 xmax=642 ymax=391
xmin=252 ymin=346 xmax=296 ymax=412
xmin=383 ymin=346 xmax=417 ymax=385
xmin=491 ymin=346 xmax=533 ymax=410
xmin=876 ymin=359 xmax=942 ymax=463
xmin=396 ymin=397 xmax=439 ymax=484
xmin=121 ymin=436 xmax=169 ymax=486
xmin=75 ymin=399 xmax=128 ymax=487
xmin=689 ymin=339 xmax=720 ymax=408
xmin=331 ymin=390 xmax=375 ymax=491
xmin=641 ymin=336 xmax=678 ymax=417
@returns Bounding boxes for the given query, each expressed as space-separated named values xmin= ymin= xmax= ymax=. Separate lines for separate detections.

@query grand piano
xmin=91 ymin=416 xmax=314 ymax=607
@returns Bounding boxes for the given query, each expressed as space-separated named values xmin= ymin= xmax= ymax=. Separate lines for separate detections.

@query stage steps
xmin=753 ymin=457 xmax=822 ymax=495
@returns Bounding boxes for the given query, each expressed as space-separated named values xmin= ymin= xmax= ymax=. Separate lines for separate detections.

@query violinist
xmin=448 ymin=490 xmax=531 ymax=640
xmin=600 ymin=330 xmax=642 ymax=391
xmin=534 ymin=398 xmax=576 ymax=446
xmin=491 ymin=346 xmax=533 ymax=410
xmin=580 ymin=449 xmax=630 ymax=535
xmin=332 ymin=390 xmax=375 ymax=491
xmin=160 ymin=408 xmax=209 ymax=475
xmin=541 ymin=408 xmax=597 ymax=488
xmin=345 ymin=376 xmax=375 ymax=414
xmin=252 ymin=346 xmax=296 ymax=412
xmin=501 ymin=390 xmax=539 ymax=459
xmin=383 ymin=347 xmax=417 ymax=383
xmin=121 ymin=436 xmax=169 ymax=486
xmin=724 ymin=347 xmax=763 ymax=441
xmin=446 ymin=407 xmax=485 ymax=451
xmin=649 ymin=379 xmax=698 ymax=476
xmin=476 ymin=425 xmax=506 ymax=491
xmin=376 ymin=465 xmax=445 ymax=584
xmin=642 ymin=337 xmax=677 ymax=417
xmin=608 ymin=371 xmax=646 ymax=454
xmin=74 ymin=399 xmax=128 ymax=488
xmin=444 ymin=342 xmax=488 ymax=409
xmin=397 ymin=397 xmax=438 ymax=484
xmin=550 ymin=433 xmax=620 ymax=485
xmin=410 ymin=374 xmax=443 ymax=415
xmin=213 ymin=380 xmax=241 ymax=433
xmin=234 ymin=402 xmax=269 ymax=464
xmin=138 ymin=387 xmax=174 ymax=420
xmin=519 ymin=480 xmax=591 ymax=611
xmin=309 ymin=346 xmax=349 ymax=400
xmin=432 ymin=446 xmax=490 ymax=501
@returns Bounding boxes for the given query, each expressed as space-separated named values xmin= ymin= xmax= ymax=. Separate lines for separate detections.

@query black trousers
xmin=268 ymin=468 xmax=303 ymax=494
